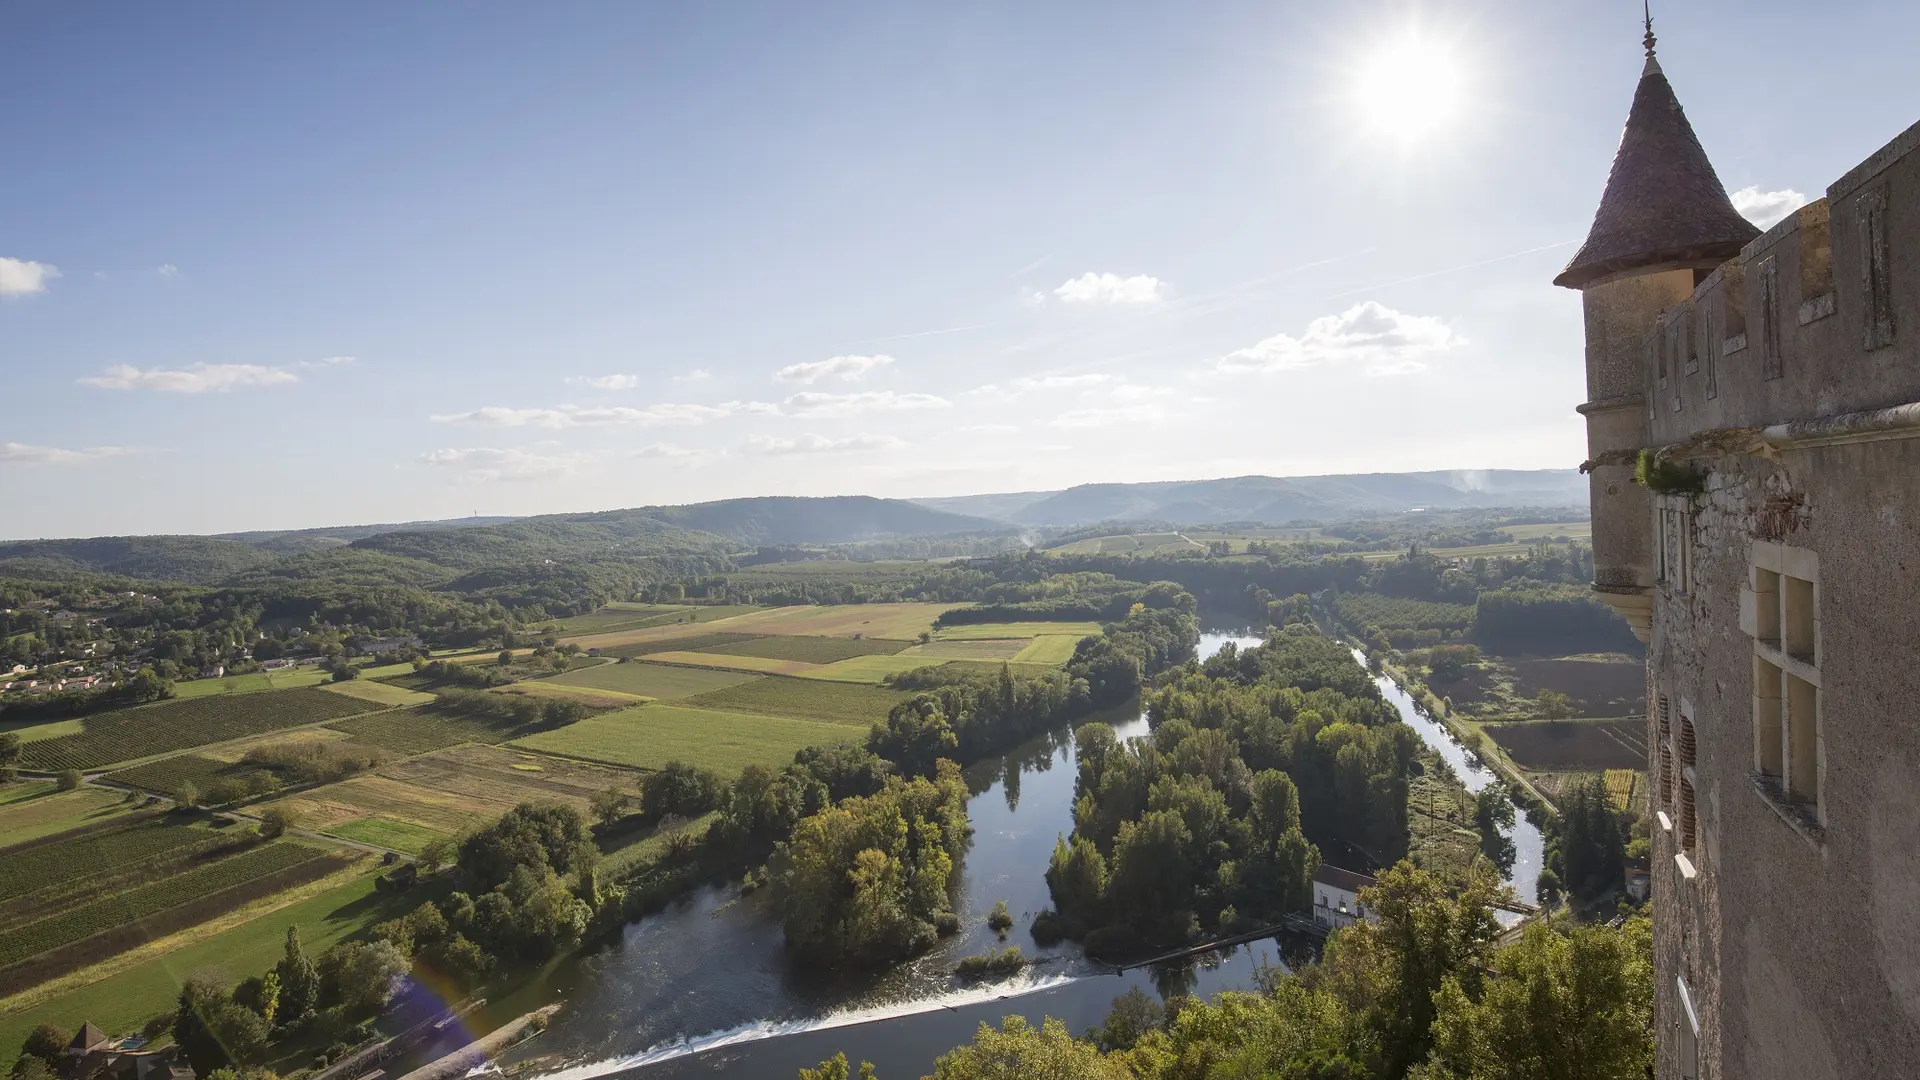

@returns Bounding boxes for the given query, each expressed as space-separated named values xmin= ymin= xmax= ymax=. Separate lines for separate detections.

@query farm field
xmin=694 ymin=635 xmax=910 ymax=664
xmin=324 ymin=706 xmax=527 ymax=756
xmin=796 ymin=656 xmax=1058 ymax=684
xmin=0 ymin=785 xmax=139 ymax=846
xmin=903 ymin=639 xmax=1029 ymax=660
xmin=1484 ymin=719 xmax=1648 ymax=770
xmin=513 ymin=704 xmax=858 ymax=774
xmin=1331 ymin=594 xmax=1475 ymax=642
xmin=686 ymin=675 xmax=908 ymax=726
xmin=319 ymin=680 xmax=436 ymax=707
xmin=488 ymin=681 xmax=647 ymax=710
xmin=1012 ymin=635 xmax=1084 ymax=664
xmin=706 ymin=603 xmax=967 ymax=640
xmin=268 ymin=744 xmax=634 ymax=834
xmin=172 ymin=668 xmax=331 ymax=698
xmin=598 ymin=631 xmax=766 ymax=658
xmin=0 ymin=841 xmax=335 ymax=975
xmin=0 ymin=718 xmax=84 ymax=744
xmin=1046 ymin=531 xmax=1206 ymax=556
xmin=0 ymin=866 xmax=409 ymax=1066
xmin=636 ymin=651 xmax=820 ymax=676
xmin=0 ymin=820 xmax=231 ymax=905
xmin=18 ymin=689 xmax=383 ymax=772
xmin=1437 ymin=654 xmax=1645 ymax=721
xmin=543 ymin=661 xmax=761 ymax=700
xmin=106 ymin=755 xmax=274 ymax=796
xmin=327 ymin=815 xmax=447 ymax=855
xmin=539 ymin=603 xmax=704 ymax=637
xmin=931 ymin=621 xmax=1103 ymax=641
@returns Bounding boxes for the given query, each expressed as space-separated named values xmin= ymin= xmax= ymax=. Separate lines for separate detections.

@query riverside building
xmin=1558 ymin=19 xmax=1920 ymax=1080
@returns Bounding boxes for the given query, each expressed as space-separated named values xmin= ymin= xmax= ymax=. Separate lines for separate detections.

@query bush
xmin=987 ymin=899 xmax=1014 ymax=934
xmin=56 ymin=769 xmax=82 ymax=791
xmin=258 ymin=806 xmax=296 ymax=838
xmin=954 ymin=946 xmax=1026 ymax=977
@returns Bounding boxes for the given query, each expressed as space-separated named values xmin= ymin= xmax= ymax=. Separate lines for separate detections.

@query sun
xmin=1355 ymin=33 xmax=1466 ymax=147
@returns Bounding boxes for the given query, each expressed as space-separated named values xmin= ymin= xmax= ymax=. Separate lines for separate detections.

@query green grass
xmin=171 ymin=669 xmax=330 ymax=698
xmin=1 ymin=719 xmax=85 ymax=744
xmin=906 ymin=639 xmax=1030 ymax=660
xmin=326 ymin=816 xmax=447 ymax=855
xmin=512 ymin=704 xmax=859 ymax=774
xmin=1012 ymin=635 xmax=1085 ymax=664
xmin=599 ymin=810 xmax=719 ymax=875
xmin=796 ymin=656 xmax=1059 ymax=684
xmin=544 ymin=661 xmax=762 ymax=700
xmin=0 ymin=786 xmax=141 ymax=847
xmin=18 ymin=689 xmax=385 ymax=772
xmin=0 ymin=869 xmax=410 ymax=1064
xmin=931 ymin=621 xmax=1103 ymax=641
xmin=601 ymin=632 xmax=767 ymax=658
xmin=317 ymin=680 xmax=437 ymax=707
xmin=324 ymin=707 xmax=526 ymax=756
xmin=685 ymin=675 xmax=909 ymax=727
xmin=693 ymin=635 xmax=911 ymax=664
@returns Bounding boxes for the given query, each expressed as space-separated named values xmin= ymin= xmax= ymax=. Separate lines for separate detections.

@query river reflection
xmin=508 ymin=628 xmax=1531 ymax=1080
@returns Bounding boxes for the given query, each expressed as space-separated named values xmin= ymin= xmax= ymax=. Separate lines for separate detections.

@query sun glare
xmin=1355 ymin=34 xmax=1465 ymax=147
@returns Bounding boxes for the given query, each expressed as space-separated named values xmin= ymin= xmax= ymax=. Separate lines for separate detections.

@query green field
xmin=105 ymin=755 xmax=274 ymax=796
xmin=686 ymin=675 xmax=909 ymax=727
xmin=693 ymin=635 xmax=911 ymax=664
xmin=512 ymin=704 xmax=859 ymax=774
xmin=326 ymin=816 xmax=447 ymax=855
xmin=601 ymin=632 xmax=766 ymax=658
xmin=0 ymin=785 xmax=140 ymax=847
xmin=544 ymin=661 xmax=762 ymax=700
xmin=0 ymin=842 xmax=327 ymax=970
xmin=1011 ymin=635 xmax=1084 ymax=664
xmin=932 ymin=621 xmax=1103 ymax=641
xmin=323 ymin=707 xmax=526 ymax=756
xmin=795 ymin=656 xmax=1058 ymax=684
xmin=0 ymin=820 xmax=217 ymax=903
xmin=600 ymin=811 xmax=720 ymax=875
xmin=318 ymin=680 xmax=437 ymax=707
xmin=906 ymin=639 xmax=1030 ymax=660
xmin=0 ymin=868 xmax=409 ymax=1065
xmin=171 ymin=669 xmax=332 ymax=699
xmin=0 ymin=719 xmax=85 ymax=744
xmin=18 ymin=689 xmax=384 ymax=772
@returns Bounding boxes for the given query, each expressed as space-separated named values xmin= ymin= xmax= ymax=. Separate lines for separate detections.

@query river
xmin=497 ymin=630 xmax=1539 ymax=1080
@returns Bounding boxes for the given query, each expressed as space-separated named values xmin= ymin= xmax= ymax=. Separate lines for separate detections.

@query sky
xmin=5 ymin=1 xmax=1918 ymax=540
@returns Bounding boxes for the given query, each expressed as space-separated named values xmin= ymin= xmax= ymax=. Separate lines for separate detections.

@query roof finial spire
xmin=1643 ymin=0 xmax=1657 ymax=58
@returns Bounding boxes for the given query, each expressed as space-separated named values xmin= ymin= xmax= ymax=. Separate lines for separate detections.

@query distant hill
xmin=0 ymin=496 xmax=1011 ymax=584
xmin=911 ymin=470 xmax=1586 ymax=526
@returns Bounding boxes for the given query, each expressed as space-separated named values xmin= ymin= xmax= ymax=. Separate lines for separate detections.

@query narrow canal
xmin=499 ymin=630 xmax=1540 ymax=1079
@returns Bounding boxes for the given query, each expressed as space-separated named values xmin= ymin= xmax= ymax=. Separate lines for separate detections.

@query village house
xmin=1311 ymin=864 xmax=1377 ymax=930
xmin=61 ymin=1024 xmax=193 ymax=1080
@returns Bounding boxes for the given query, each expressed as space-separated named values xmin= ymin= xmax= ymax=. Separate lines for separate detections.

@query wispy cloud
xmin=296 ymin=356 xmax=357 ymax=370
xmin=633 ymin=443 xmax=703 ymax=461
xmin=746 ymin=433 xmax=905 ymax=455
xmin=1015 ymin=373 xmax=1109 ymax=391
xmin=1731 ymin=186 xmax=1809 ymax=230
xmin=780 ymin=390 xmax=949 ymax=418
xmin=1051 ymin=404 xmax=1166 ymax=429
xmin=672 ymin=368 xmax=712 ymax=384
xmin=79 ymin=363 xmax=302 ymax=393
xmin=419 ymin=446 xmax=591 ymax=483
xmin=156 ymin=264 xmax=179 ymax=278
xmin=1219 ymin=301 xmax=1461 ymax=377
xmin=774 ymin=354 xmax=895 ymax=384
xmin=0 ymin=442 xmax=138 ymax=465
xmin=431 ymin=401 xmax=779 ymax=428
xmin=1054 ymin=272 xmax=1164 ymax=305
xmin=0 ymin=258 xmax=60 ymax=296
xmin=569 ymin=374 xmax=640 ymax=390
xmin=955 ymin=423 xmax=1018 ymax=434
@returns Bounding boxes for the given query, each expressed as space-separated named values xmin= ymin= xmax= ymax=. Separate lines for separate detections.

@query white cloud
xmin=746 ymin=433 xmax=905 ymax=455
xmin=780 ymin=390 xmax=950 ymax=417
xmin=672 ymin=368 xmax=712 ymax=384
xmin=1015 ymin=373 xmax=1109 ymax=391
xmin=1107 ymin=383 xmax=1172 ymax=402
xmin=0 ymin=442 xmax=137 ymax=465
xmin=0 ymin=258 xmax=60 ymax=296
xmin=1051 ymin=404 xmax=1166 ymax=429
xmin=79 ymin=363 xmax=301 ymax=393
xmin=156 ymin=264 xmax=179 ymax=278
xmin=1731 ymin=186 xmax=1809 ymax=230
xmin=431 ymin=400 xmax=778 ymax=428
xmin=774 ymin=354 xmax=896 ymax=384
xmin=1054 ymin=272 xmax=1164 ymax=305
xmin=1219 ymin=301 xmax=1461 ymax=377
xmin=956 ymin=423 xmax=1018 ymax=434
xmin=964 ymin=384 xmax=1014 ymax=400
xmin=419 ymin=446 xmax=590 ymax=483
xmin=633 ymin=443 xmax=702 ymax=461
xmin=296 ymin=356 xmax=357 ymax=370
xmin=569 ymin=374 xmax=640 ymax=390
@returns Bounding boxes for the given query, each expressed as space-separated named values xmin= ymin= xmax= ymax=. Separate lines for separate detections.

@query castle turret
xmin=1556 ymin=20 xmax=1758 ymax=641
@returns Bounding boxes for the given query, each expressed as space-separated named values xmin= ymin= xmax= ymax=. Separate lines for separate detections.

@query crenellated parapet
xmin=1645 ymin=119 xmax=1920 ymax=446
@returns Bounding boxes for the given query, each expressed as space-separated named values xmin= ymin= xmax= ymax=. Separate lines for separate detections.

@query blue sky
xmin=5 ymin=1 xmax=1917 ymax=539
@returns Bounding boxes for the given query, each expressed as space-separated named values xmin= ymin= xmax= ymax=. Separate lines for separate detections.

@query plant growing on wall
xmin=1633 ymin=449 xmax=1706 ymax=495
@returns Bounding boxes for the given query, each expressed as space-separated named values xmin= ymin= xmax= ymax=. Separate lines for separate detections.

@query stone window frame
xmin=1673 ymin=701 xmax=1697 ymax=855
xmin=1741 ymin=540 xmax=1826 ymax=843
xmin=1858 ymin=185 xmax=1896 ymax=350
xmin=1758 ymin=255 xmax=1783 ymax=381
xmin=1654 ymin=497 xmax=1693 ymax=596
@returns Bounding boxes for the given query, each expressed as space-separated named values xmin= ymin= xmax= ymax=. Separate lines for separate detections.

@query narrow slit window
xmin=1759 ymin=256 xmax=1783 ymax=380
xmin=1658 ymin=695 xmax=1673 ymax=805
xmin=1784 ymin=575 xmax=1815 ymax=661
xmin=1785 ymin=674 xmax=1819 ymax=806
xmin=1860 ymin=187 xmax=1896 ymax=350
xmin=1754 ymin=656 xmax=1783 ymax=779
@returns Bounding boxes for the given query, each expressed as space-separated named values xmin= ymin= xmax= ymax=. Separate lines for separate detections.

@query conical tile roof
xmin=1555 ymin=56 xmax=1758 ymax=289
